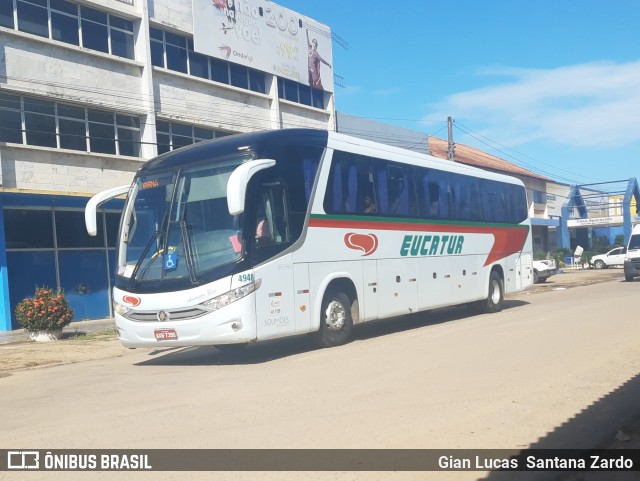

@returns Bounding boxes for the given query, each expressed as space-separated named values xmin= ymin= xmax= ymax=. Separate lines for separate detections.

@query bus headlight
xmin=113 ymin=301 xmax=131 ymax=316
xmin=201 ymin=279 xmax=261 ymax=312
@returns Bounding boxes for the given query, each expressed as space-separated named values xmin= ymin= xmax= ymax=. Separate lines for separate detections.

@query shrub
xmin=15 ymin=287 xmax=74 ymax=332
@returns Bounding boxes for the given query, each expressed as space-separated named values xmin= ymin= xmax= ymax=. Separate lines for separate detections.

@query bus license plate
xmin=154 ymin=328 xmax=178 ymax=341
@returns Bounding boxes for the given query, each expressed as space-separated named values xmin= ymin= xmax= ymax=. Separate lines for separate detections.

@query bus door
xmin=507 ymin=255 xmax=519 ymax=292
xmin=515 ymin=252 xmax=533 ymax=290
xmin=252 ymin=180 xmax=298 ymax=341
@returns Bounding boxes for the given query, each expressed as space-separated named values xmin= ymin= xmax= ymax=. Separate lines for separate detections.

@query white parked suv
xmin=589 ymin=247 xmax=626 ymax=269
xmin=624 ymin=224 xmax=640 ymax=281
xmin=532 ymin=259 xmax=557 ymax=284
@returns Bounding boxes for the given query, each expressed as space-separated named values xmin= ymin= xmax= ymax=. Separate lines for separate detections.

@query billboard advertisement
xmin=192 ymin=0 xmax=334 ymax=92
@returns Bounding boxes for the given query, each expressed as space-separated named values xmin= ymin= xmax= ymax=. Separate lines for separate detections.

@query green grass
xmin=65 ymin=327 xmax=119 ymax=341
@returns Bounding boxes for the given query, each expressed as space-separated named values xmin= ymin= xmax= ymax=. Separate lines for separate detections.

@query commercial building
xmin=0 ymin=0 xmax=335 ymax=330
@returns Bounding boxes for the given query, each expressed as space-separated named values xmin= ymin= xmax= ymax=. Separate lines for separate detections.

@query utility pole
xmin=447 ymin=116 xmax=455 ymax=160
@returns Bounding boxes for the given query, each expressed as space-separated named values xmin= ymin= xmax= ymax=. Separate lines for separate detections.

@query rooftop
xmin=429 ymin=137 xmax=552 ymax=182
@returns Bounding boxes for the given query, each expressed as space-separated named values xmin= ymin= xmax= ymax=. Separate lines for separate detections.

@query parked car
xmin=589 ymin=247 xmax=626 ymax=269
xmin=624 ymin=224 xmax=640 ymax=281
xmin=533 ymin=259 xmax=557 ymax=283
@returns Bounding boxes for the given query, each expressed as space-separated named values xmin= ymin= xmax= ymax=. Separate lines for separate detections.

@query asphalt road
xmin=1 ymin=270 xmax=639 ymax=481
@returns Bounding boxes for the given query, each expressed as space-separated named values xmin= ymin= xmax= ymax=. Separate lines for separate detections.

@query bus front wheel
xmin=317 ymin=290 xmax=353 ymax=348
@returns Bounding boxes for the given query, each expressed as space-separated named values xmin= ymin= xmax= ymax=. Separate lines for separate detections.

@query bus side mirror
xmin=227 ymin=158 xmax=276 ymax=215
xmin=85 ymin=185 xmax=130 ymax=236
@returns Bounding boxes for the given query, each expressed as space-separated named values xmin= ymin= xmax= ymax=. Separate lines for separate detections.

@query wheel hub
xmin=325 ymin=300 xmax=346 ymax=332
xmin=490 ymin=280 xmax=501 ymax=304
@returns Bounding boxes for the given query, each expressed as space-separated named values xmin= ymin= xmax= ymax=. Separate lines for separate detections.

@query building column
xmin=136 ymin=0 xmax=157 ymax=159
xmin=0 ymin=205 xmax=12 ymax=331
xmin=268 ymin=74 xmax=282 ymax=130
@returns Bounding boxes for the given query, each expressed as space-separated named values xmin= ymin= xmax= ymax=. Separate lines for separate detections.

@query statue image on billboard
xmin=192 ymin=0 xmax=334 ymax=93
xmin=307 ymin=29 xmax=332 ymax=90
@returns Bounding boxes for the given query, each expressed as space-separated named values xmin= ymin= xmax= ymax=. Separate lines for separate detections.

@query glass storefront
xmin=2 ymin=195 xmax=122 ymax=329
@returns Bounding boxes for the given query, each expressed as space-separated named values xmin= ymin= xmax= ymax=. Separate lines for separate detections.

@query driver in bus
xmin=255 ymin=208 xmax=272 ymax=245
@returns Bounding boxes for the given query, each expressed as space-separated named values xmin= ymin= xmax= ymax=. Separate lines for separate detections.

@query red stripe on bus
xmin=308 ymin=217 xmax=529 ymax=266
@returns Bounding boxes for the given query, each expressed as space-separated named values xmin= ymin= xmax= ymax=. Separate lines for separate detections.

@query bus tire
xmin=478 ymin=271 xmax=504 ymax=313
xmin=316 ymin=290 xmax=353 ymax=348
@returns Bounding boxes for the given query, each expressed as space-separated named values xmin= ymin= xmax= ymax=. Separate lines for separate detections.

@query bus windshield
xmin=117 ymin=158 xmax=245 ymax=286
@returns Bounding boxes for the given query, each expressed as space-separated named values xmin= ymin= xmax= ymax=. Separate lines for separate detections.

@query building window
xmin=4 ymin=207 xmax=122 ymax=327
xmin=150 ymin=27 xmax=266 ymax=95
xmin=278 ymin=77 xmax=326 ymax=109
xmin=165 ymin=31 xmax=188 ymax=74
xmin=532 ymin=190 xmax=547 ymax=204
xmin=116 ymin=114 xmax=141 ymax=157
xmin=51 ymin=0 xmax=79 ymax=45
xmin=58 ymin=104 xmax=87 ymax=151
xmin=0 ymin=93 xmax=23 ymax=143
xmin=230 ymin=63 xmax=249 ymax=90
xmin=0 ymin=0 xmax=14 ymax=28
xmin=4 ymin=209 xmax=55 ymax=249
xmin=210 ymin=57 xmax=229 ymax=83
xmin=155 ymin=120 xmax=232 ymax=155
xmin=88 ymin=110 xmax=116 ymax=154
xmin=109 ymin=16 xmax=135 ymax=59
xmin=7 ymin=0 xmax=135 ymax=60
xmin=24 ymin=97 xmax=57 ymax=147
xmin=17 ymin=0 xmax=49 ymax=38
xmin=0 ymin=92 xmax=141 ymax=157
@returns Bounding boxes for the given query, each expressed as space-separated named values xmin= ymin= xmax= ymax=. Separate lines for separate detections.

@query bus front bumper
xmin=114 ymin=295 xmax=257 ymax=348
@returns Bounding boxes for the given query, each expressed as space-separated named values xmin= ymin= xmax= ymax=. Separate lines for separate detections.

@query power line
xmin=452 ymin=122 xmax=604 ymax=185
xmin=3 ymin=74 xmax=623 ymax=191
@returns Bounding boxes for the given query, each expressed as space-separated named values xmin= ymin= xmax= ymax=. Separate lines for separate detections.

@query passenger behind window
xmin=363 ymin=193 xmax=377 ymax=214
xmin=390 ymin=179 xmax=405 ymax=215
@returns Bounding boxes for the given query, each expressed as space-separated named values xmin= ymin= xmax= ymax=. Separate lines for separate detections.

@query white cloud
xmin=425 ymin=60 xmax=640 ymax=148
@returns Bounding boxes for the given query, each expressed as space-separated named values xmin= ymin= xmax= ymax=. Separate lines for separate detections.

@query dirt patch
xmin=0 ymin=329 xmax=130 ymax=376
xmin=522 ymin=268 xmax=624 ymax=295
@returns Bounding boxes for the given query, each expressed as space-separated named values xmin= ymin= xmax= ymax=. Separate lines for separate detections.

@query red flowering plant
xmin=15 ymin=287 xmax=74 ymax=332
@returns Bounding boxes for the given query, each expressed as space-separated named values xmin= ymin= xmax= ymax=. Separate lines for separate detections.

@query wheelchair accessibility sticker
xmin=164 ymin=253 xmax=177 ymax=270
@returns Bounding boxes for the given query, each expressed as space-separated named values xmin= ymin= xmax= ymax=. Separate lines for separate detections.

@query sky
xmin=275 ymin=0 xmax=640 ymax=190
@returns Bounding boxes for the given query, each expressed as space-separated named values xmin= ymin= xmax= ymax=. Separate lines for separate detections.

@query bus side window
xmin=324 ymin=151 xmax=376 ymax=216
xmin=506 ymin=184 xmax=528 ymax=224
xmin=378 ymin=162 xmax=413 ymax=217
xmin=453 ymin=175 xmax=481 ymax=221
xmin=256 ymin=181 xmax=290 ymax=246
xmin=482 ymin=181 xmax=507 ymax=223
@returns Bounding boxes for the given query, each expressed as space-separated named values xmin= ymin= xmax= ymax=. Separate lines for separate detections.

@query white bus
xmin=85 ymin=129 xmax=533 ymax=349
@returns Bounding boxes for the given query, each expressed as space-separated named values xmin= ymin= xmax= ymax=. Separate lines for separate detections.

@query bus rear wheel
xmin=475 ymin=271 xmax=504 ymax=313
xmin=316 ymin=290 xmax=353 ymax=348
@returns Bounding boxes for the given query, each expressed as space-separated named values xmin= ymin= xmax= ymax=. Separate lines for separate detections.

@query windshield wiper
xmin=128 ymin=230 xmax=161 ymax=289
xmin=179 ymin=220 xmax=198 ymax=285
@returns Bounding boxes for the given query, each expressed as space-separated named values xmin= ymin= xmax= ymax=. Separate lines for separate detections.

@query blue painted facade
xmin=0 ymin=192 xmax=123 ymax=331
xmin=559 ymin=178 xmax=640 ymax=250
